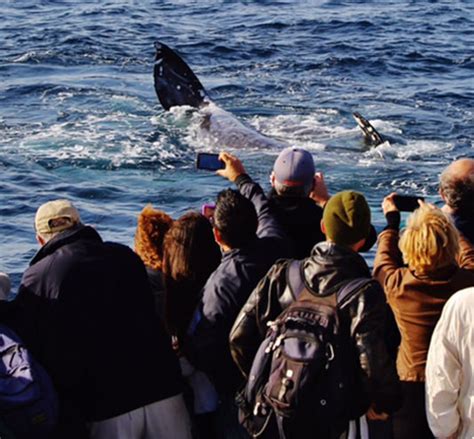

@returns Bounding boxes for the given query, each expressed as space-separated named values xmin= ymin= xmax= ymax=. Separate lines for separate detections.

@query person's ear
xmin=36 ymin=234 xmax=46 ymax=246
xmin=439 ymin=186 xmax=447 ymax=202
xmin=213 ymin=227 xmax=222 ymax=245
xmin=352 ymin=237 xmax=367 ymax=252
xmin=320 ymin=220 xmax=326 ymax=235
xmin=270 ymin=171 xmax=276 ymax=188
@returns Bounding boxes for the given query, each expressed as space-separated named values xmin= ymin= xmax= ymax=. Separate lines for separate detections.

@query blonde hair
xmin=134 ymin=205 xmax=173 ymax=270
xmin=399 ymin=204 xmax=459 ymax=274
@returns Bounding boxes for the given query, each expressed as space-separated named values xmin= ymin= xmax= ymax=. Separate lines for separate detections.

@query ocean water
xmin=1 ymin=1 xmax=473 ymax=288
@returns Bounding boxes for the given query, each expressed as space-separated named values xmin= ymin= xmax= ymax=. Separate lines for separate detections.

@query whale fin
xmin=153 ymin=41 xmax=208 ymax=110
xmin=353 ymin=112 xmax=385 ymax=146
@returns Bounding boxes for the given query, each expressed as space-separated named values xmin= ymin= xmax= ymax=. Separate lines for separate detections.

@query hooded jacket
xmin=230 ymin=242 xmax=401 ymax=418
xmin=11 ymin=225 xmax=182 ymax=425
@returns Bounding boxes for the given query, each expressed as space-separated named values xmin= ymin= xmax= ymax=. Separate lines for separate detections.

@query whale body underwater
xmin=153 ymin=41 xmax=386 ymax=150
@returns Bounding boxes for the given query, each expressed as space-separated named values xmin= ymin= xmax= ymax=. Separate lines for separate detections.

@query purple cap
xmin=273 ymin=147 xmax=315 ymax=187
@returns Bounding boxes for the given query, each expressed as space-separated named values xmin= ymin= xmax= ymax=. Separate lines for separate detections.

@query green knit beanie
xmin=323 ymin=191 xmax=371 ymax=246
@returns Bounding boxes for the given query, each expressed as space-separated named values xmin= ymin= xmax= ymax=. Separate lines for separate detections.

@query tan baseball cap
xmin=35 ymin=199 xmax=81 ymax=235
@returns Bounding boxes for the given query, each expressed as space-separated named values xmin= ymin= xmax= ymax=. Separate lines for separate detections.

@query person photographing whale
xmin=268 ymin=147 xmax=376 ymax=258
xmin=188 ymin=151 xmax=291 ymax=437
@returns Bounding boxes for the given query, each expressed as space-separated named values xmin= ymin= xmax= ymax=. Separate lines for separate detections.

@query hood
xmin=303 ymin=241 xmax=371 ymax=295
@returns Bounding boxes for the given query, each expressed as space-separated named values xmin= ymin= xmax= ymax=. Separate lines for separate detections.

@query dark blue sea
xmin=1 ymin=1 xmax=473 ymax=289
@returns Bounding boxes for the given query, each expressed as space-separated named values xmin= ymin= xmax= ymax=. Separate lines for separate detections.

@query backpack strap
xmin=337 ymin=278 xmax=373 ymax=308
xmin=287 ymin=259 xmax=306 ymax=299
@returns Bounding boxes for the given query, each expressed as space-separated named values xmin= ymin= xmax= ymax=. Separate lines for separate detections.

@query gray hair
xmin=439 ymin=169 xmax=474 ymax=214
xmin=37 ymin=217 xmax=78 ymax=243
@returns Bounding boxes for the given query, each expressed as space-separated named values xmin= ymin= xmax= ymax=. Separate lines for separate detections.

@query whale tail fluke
xmin=353 ymin=111 xmax=385 ymax=146
xmin=154 ymin=41 xmax=208 ymax=111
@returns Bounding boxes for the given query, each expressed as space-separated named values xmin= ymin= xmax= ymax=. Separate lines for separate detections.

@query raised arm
xmin=218 ymin=151 xmax=288 ymax=242
xmin=373 ymin=193 xmax=404 ymax=290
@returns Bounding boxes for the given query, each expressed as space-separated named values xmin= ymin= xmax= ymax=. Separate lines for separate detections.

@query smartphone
xmin=393 ymin=195 xmax=425 ymax=212
xmin=201 ymin=203 xmax=216 ymax=221
xmin=196 ymin=153 xmax=224 ymax=171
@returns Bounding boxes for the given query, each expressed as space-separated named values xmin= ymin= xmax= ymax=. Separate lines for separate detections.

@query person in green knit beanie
xmin=322 ymin=190 xmax=371 ymax=247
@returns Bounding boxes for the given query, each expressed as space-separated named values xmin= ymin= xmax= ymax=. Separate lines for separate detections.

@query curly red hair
xmin=135 ymin=205 xmax=173 ymax=271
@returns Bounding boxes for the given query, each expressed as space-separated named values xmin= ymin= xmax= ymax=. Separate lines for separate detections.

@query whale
xmin=153 ymin=41 xmax=286 ymax=150
xmin=352 ymin=112 xmax=386 ymax=147
xmin=153 ymin=41 xmax=387 ymax=150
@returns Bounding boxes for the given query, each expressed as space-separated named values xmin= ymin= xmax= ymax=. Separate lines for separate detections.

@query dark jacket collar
xmin=452 ymin=211 xmax=474 ymax=244
xmin=304 ymin=241 xmax=371 ymax=295
xmin=31 ymin=224 xmax=102 ymax=265
xmin=267 ymin=188 xmax=320 ymax=213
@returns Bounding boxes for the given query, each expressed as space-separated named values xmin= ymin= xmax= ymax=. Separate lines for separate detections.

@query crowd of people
xmin=0 ymin=150 xmax=473 ymax=439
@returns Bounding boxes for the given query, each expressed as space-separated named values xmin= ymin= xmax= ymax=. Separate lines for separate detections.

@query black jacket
xmin=453 ymin=211 xmax=474 ymax=244
xmin=230 ymin=242 xmax=401 ymax=417
xmin=188 ymin=175 xmax=291 ymax=395
xmin=10 ymin=225 xmax=182 ymax=426
xmin=146 ymin=266 xmax=166 ymax=322
xmin=268 ymin=189 xmax=325 ymax=259
xmin=267 ymin=190 xmax=378 ymax=257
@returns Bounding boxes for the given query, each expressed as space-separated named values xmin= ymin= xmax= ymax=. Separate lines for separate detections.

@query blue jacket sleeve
xmin=235 ymin=174 xmax=288 ymax=243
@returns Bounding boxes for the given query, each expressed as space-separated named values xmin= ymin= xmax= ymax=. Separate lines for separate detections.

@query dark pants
xmin=392 ymin=381 xmax=433 ymax=439
xmin=215 ymin=394 xmax=250 ymax=439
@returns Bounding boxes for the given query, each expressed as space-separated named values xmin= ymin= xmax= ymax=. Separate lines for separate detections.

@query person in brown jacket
xmin=373 ymin=194 xmax=474 ymax=439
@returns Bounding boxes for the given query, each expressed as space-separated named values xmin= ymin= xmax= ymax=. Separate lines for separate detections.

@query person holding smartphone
xmin=187 ymin=151 xmax=291 ymax=438
xmin=373 ymin=194 xmax=474 ymax=439
xmin=267 ymin=147 xmax=377 ymax=259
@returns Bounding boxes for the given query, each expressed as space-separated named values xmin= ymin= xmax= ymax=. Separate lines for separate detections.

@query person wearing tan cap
xmin=10 ymin=199 xmax=192 ymax=439
xmin=34 ymin=199 xmax=82 ymax=245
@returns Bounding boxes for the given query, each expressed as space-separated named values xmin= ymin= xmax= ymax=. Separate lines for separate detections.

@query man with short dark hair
xmin=439 ymin=158 xmax=474 ymax=243
xmin=188 ymin=152 xmax=290 ymax=436
xmin=213 ymin=188 xmax=258 ymax=249
xmin=10 ymin=199 xmax=192 ymax=439
xmin=230 ymin=191 xmax=401 ymax=438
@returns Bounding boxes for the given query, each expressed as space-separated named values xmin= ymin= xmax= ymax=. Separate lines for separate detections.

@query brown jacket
xmin=373 ymin=229 xmax=474 ymax=382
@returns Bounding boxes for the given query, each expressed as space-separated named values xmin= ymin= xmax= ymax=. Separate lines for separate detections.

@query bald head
xmin=439 ymin=158 xmax=474 ymax=214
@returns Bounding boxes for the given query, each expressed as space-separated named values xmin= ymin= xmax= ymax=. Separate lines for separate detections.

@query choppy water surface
xmin=1 ymin=1 xmax=473 ymax=287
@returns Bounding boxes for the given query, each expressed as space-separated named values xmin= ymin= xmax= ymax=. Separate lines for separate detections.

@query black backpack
xmin=236 ymin=260 xmax=373 ymax=438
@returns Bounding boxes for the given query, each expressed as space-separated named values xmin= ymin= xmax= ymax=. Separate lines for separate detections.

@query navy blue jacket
xmin=189 ymin=175 xmax=291 ymax=395
xmin=11 ymin=225 xmax=182 ymax=428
